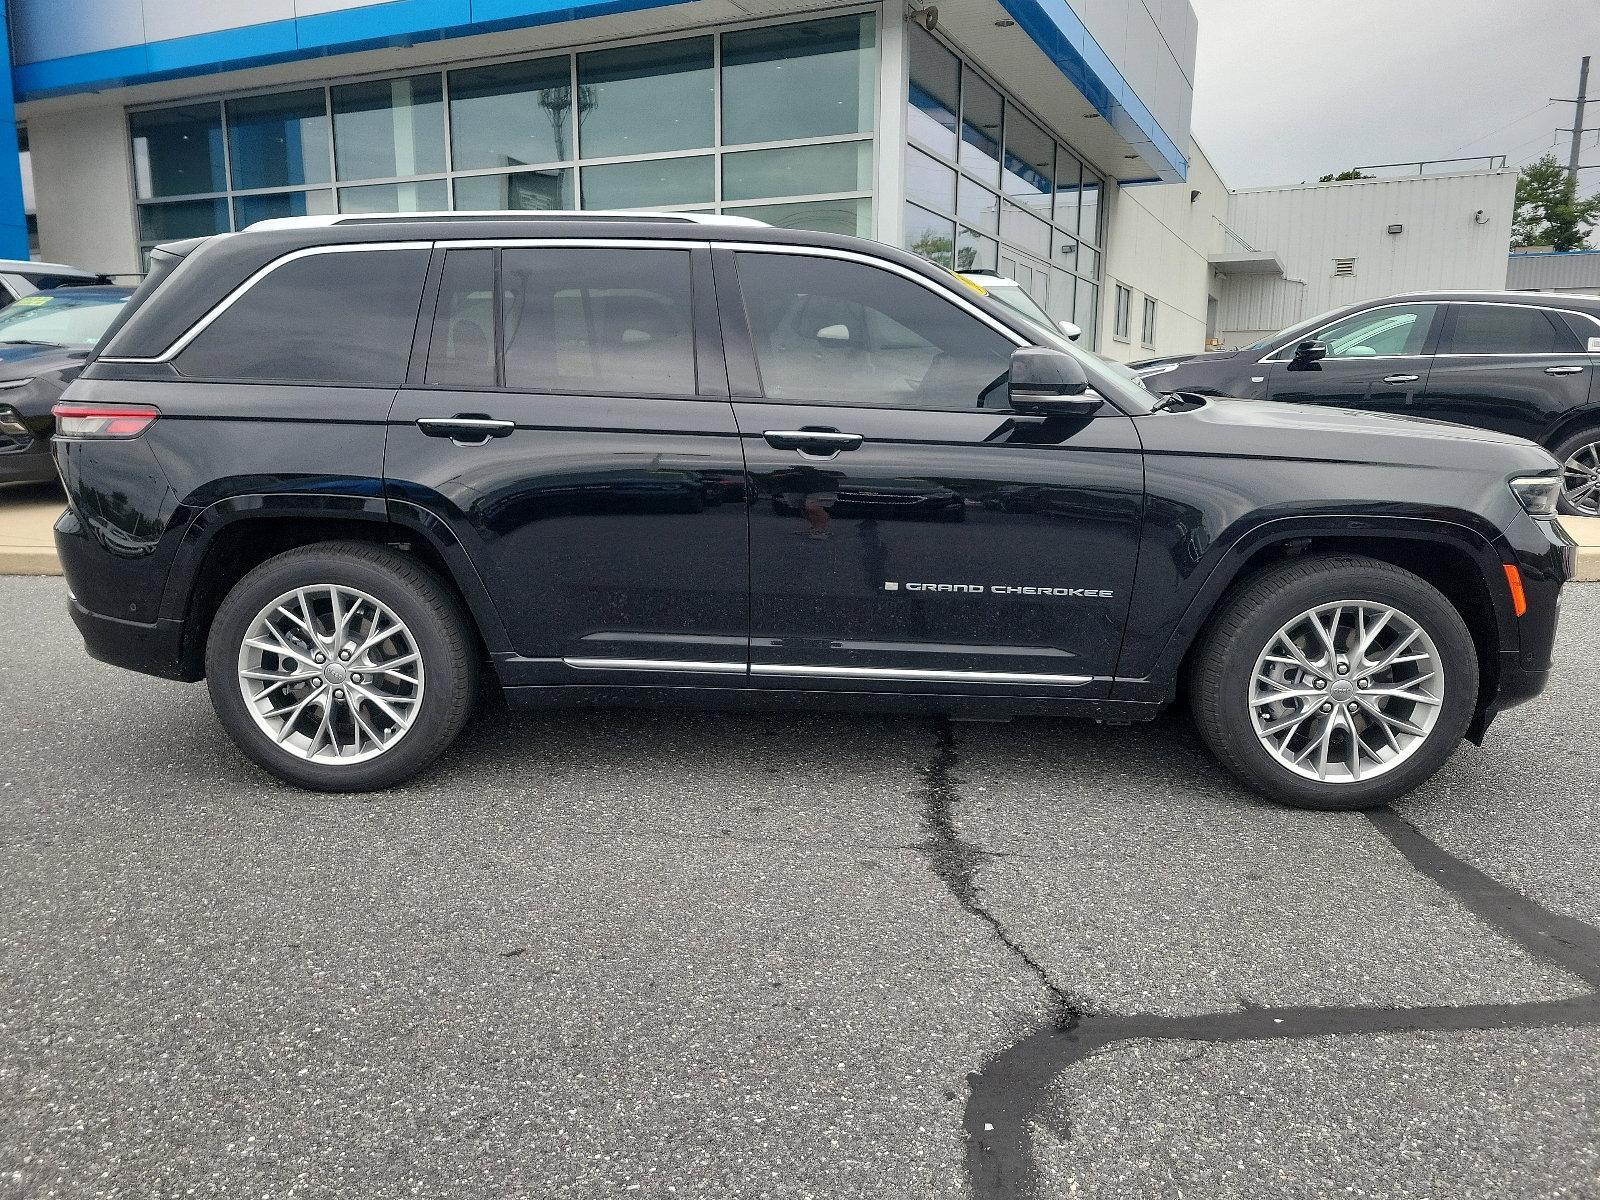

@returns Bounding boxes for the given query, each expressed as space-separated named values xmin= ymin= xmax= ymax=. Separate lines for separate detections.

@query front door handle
xmin=1546 ymin=365 xmax=1585 ymax=376
xmin=763 ymin=429 xmax=864 ymax=456
xmin=417 ymin=416 xmax=515 ymax=444
xmin=1383 ymin=373 xmax=1420 ymax=384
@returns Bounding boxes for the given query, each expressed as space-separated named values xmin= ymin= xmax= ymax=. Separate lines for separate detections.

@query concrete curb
xmin=1567 ymin=516 xmax=1600 ymax=583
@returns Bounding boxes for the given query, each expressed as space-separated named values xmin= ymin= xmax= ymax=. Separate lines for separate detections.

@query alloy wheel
xmin=1561 ymin=441 xmax=1600 ymax=515
xmin=236 ymin=584 xmax=424 ymax=764
xmin=1249 ymin=600 xmax=1444 ymax=783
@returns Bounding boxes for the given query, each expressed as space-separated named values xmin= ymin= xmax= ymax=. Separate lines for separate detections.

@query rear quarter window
xmin=174 ymin=247 xmax=430 ymax=385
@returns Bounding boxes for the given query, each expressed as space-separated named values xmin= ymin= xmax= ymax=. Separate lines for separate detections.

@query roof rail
xmin=246 ymin=210 xmax=770 ymax=231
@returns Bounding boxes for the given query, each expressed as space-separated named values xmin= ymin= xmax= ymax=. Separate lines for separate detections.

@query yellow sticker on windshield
xmin=9 ymin=295 xmax=50 ymax=307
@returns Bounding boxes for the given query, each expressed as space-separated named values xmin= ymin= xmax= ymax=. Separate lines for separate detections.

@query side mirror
xmin=1289 ymin=339 xmax=1328 ymax=370
xmin=1058 ymin=320 xmax=1082 ymax=341
xmin=1008 ymin=347 xmax=1101 ymax=416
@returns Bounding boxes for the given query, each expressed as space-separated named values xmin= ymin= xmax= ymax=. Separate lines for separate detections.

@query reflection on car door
xmin=718 ymin=247 xmax=1143 ymax=697
xmin=1415 ymin=302 xmax=1594 ymax=441
xmin=385 ymin=242 xmax=750 ymax=685
xmin=1267 ymin=301 xmax=1439 ymax=415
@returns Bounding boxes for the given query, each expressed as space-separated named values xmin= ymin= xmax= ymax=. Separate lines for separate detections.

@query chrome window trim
xmin=1258 ymin=298 xmax=1600 ymax=365
xmin=99 ymin=242 xmax=431 ymax=364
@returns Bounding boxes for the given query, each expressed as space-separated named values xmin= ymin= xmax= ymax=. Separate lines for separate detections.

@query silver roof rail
xmin=246 ymin=210 xmax=771 ymax=231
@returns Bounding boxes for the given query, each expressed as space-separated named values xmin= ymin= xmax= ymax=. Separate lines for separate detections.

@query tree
xmin=1317 ymin=169 xmax=1374 ymax=182
xmin=1512 ymin=154 xmax=1600 ymax=251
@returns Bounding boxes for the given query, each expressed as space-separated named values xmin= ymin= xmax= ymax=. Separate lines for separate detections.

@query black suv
xmin=53 ymin=215 xmax=1575 ymax=810
xmin=1133 ymin=291 xmax=1600 ymax=515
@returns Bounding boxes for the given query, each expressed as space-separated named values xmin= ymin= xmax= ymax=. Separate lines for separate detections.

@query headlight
xmin=1136 ymin=362 xmax=1181 ymax=378
xmin=1509 ymin=474 xmax=1562 ymax=518
xmin=0 ymin=404 xmax=28 ymax=435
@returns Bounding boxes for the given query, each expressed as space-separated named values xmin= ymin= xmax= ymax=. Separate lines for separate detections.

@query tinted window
xmin=176 ymin=248 xmax=429 ymax=385
xmin=1440 ymin=304 xmax=1579 ymax=355
xmin=501 ymin=248 xmax=696 ymax=396
xmin=1312 ymin=303 xmax=1435 ymax=358
xmin=426 ymin=249 xmax=496 ymax=389
xmin=735 ymin=252 xmax=1014 ymax=410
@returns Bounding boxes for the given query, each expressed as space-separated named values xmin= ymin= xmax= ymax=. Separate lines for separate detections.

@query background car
xmin=0 ymin=259 xmax=112 ymax=309
xmin=0 ymin=286 xmax=132 ymax=486
xmin=1131 ymin=290 xmax=1600 ymax=515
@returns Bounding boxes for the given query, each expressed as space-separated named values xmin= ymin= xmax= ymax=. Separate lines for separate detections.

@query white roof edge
xmin=1227 ymin=168 xmax=1514 ymax=195
xmin=0 ymin=258 xmax=98 ymax=275
xmin=246 ymin=210 xmax=770 ymax=231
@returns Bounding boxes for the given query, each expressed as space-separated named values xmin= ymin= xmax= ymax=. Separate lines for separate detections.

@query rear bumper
xmin=67 ymin=595 xmax=196 ymax=682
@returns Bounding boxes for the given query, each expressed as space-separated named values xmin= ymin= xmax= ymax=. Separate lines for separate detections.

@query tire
xmin=1549 ymin=425 xmax=1600 ymax=517
xmin=205 ymin=541 xmax=478 ymax=792
xmin=1187 ymin=554 xmax=1479 ymax=811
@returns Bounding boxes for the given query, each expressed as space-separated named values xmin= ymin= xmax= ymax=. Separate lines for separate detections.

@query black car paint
xmin=1134 ymin=292 xmax=1600 ymax=451
xmin=52 ymin=223 xmax=1572 ymax=741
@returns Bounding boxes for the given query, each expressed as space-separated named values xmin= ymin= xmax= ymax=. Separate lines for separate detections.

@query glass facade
xmin=902 ymin=24 xmax=1105 ymax=345
xmin=128 ymin=13 xmax=877 ymax=256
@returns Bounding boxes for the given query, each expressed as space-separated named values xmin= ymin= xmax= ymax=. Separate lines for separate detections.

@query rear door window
xmin=500 ymin=247 xmax=696 ymax=396
xmin=175 ymin=247 xmax=430 ymax=385
xmin=1438 ymin=304 xmax=1581 ymax=355
xmin=424 ymin=248 xmax=496 ymax=389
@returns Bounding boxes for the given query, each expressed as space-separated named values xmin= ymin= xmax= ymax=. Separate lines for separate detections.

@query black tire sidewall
xmin=1203 ymin=567 xmax=1478 ymax=811
xmin=205 ymin=548 xmax=471 ymax=792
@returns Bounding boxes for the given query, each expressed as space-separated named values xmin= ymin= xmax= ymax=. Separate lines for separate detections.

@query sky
xmin=1188 ymin=0 xmax=1600 ymax=190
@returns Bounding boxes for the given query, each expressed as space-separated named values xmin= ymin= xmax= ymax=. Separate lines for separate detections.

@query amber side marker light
xmin=1503 ymin=564 xmax=1527 ymax=618
xmin=52 ymin=402 xmax=159 ymax=439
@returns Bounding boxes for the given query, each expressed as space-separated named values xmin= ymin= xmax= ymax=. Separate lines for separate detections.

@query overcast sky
xmin=1188 ymin=0 xmax=1600 ymax=189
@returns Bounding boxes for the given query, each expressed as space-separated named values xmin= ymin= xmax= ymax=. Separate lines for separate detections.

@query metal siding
xmin=1507 ymin=251 xmax=1600 ymax=295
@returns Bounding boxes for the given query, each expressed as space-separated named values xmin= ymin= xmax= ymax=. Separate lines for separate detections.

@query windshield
xmin=1246 ymin=304 xmax=1352 ymax=351
xmin=982 ymin=281 xmax=1057 ymax=330
xmin=0 ymin=292 xmax=128 ymax=348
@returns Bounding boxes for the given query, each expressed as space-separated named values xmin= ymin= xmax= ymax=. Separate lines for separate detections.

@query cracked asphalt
xmin=2 ymin=574 xmax=1598 ymax=1199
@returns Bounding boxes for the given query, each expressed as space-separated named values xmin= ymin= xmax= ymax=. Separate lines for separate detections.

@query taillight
xmin=52 ymin=402 xmax=159 ymax=439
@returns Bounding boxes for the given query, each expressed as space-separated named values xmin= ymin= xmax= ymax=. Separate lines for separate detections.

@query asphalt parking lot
xmin=3 ymin=574 xmax=1598 ymax=1199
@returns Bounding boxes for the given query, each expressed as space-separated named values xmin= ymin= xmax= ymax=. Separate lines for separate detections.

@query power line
xmin=1449 ymin=100 xmax=1554 ymax=154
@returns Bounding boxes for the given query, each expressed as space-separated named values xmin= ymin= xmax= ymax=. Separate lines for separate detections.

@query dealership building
xmin=0 ymin=0 xmax=1201 ymax=353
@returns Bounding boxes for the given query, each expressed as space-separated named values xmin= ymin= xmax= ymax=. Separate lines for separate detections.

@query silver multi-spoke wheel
xmin=1249 ymin=600 xmax=1444 ymax=784
xmin=1561 ymin=440 xmax=1600 ymax=515
xmin=236 ymin=584 xmax=424 ymax=764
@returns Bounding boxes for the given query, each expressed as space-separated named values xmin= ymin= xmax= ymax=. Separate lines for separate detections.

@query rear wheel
xmin=1551 ymin=426 xmax=1600 ymax=516
xmin=1187 ymin=555 xmax=1478 ymax=811
xmin=205 ymin=542 xmax=477 ymax=791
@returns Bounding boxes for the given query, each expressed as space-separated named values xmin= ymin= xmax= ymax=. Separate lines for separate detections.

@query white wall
xmin=1216 ymin=170 xmax=1518 ymax=347
xmin=29 ymin=104 xmax=141 ymax=278
xmin=1097 ymin=139 xmax=1224 ymax=361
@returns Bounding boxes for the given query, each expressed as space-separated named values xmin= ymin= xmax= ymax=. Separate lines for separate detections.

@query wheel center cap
xmin=1329 ymin=680 xmax=1356 ymax=703
xmin=325 ymin=664 xmax=348 ymax=685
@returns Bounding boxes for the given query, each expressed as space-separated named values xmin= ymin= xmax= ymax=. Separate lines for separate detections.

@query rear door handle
xmin=763 ymin=429 xmax=864 ymax=456
xmin=1546 ymin=365 xmax=1585 ymax=376
xmin=1383 ymin=373 xmax=1420 ymax=384
xmin=417 ymin=416 xmax=515 ymax=443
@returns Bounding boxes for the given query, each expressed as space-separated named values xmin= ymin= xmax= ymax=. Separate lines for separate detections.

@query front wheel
xmin=205 ymin=541 xmax=478 ymax=792
xmin=1187 ymin=555 xmax=1478 ymax=811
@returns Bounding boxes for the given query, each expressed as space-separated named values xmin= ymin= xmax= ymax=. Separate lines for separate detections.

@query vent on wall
xmin=1332 ymin=257 xmax=1357 ymax=277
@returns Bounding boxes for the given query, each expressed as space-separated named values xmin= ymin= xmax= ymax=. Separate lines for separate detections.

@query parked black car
xmin=0 ymin=286 xmax=132 ymax=485
xmin=1132 ymin=291 xmax=1600 ymax=515
xmin=53 ymin=216 xmax=1573 ymax=810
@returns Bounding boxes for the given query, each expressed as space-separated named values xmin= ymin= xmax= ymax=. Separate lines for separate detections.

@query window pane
xmin=723 ymin=141 xmax=870 ymax=202
xmin=955 ymin=227 xmax=997 ymax=273
xmin=957 ymin=175 xmax=998 ymax=233
xmin=1078 ymin=171 xmax=1102 ymax=245
xmin=907 ymin=25 xmax=958 ymax=158
xmin=501 ymin=247 xmax=696 ymax=395
xmin=232 ymin=189 xmax=335 ymax=228
xmin=1048 ymin=270 xmax=1076 ymax=326
xmin=578 ymin=39 xmax=713 ymax=159
xmin=227 ymin=89 xmax=331 ymax=190
xmin=450 ymin=57 xmax=572 ymax=171
xmin=722 ymin=15 xmax=874 ymax=146
xmin=905 ymin=204 xmax=955 ymax=268
xmin=580 ymin=156 xmax=712 ymax=209
xmin=130 ymin=103 xmax=225 ymax=199
xmin=1073 ymin=280 xmax=1098 ymax=344
xmin=426 ymin=249 xmax=496 ymax=388
xmin=726 ymin=197 xmax=872 ymax=237
xmin=905 ymin=146 xmax=955 ymax=214
xmin=1318 ymin=303 xmax=1436 ymax=358
xmin=1002 ymin=108 xmax=1052 ymax=217
xmin=959 ymin=72 xmax=1002 ymax=186
xmin=454 ymin=168 xmax=573 ymax=211
xmin=1440 ymin=304 xmax=1576 ymax=354
xmin=138 ymin=198 xmax=229 ymax=243
xmin=332 ymin=74 xmax=445 ymax=181
xmin=338 ymin=179 xmax=447 ymax=213
xmin=1000 ymin=201 xmax=1051 ymax=260
xmin=176 ymin=248 xmax=429 ymax=384
xmin=735 ymin=251 xmax=1013 ymax=411
xmin=1054 ymin=150 xmax=1081 ymax=232
xmin=1113 ymin=284 xmax=1131 ymax=339
xmin=1141 ymin=297 xmax=1156 ymax=345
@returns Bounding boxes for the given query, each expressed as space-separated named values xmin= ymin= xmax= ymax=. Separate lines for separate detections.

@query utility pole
xmin=1569 ymin=56 xmax=1590 ymax=181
